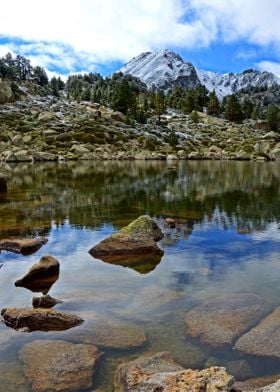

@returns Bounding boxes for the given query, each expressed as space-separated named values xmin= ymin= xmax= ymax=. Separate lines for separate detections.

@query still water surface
xmin=1 ymin=160 xmax=280 ymax=390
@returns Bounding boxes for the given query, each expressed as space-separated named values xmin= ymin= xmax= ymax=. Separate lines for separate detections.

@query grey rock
xmin=234 ymin=306 xmax=280 ymax=359
xmin=185 ymin=294 xmax=273 ymax=348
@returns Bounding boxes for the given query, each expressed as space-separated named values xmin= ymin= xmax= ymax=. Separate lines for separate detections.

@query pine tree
xmin=190 ymin=110 xmax=200 ymax=124
xmin=225 ymin=94 xmax=244 ymax=122
xmin=207 ymin=90 xmax=220 ymax=116
xmin=266 ymin=105 xmax=280 ymax=131
xmin=50 ymin=77 xmax=60 ymax=97
xmin=154 ymin=90 xmax=166 ymax=125
xmin=32 ymin=66 xmax=48 ymax=86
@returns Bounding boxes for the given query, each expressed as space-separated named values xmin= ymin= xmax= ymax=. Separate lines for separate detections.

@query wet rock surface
xmin=0 ymin=238 xmax=47 ymax=255
xmin=114 ymin=351 xmax=234 ymax=392
xmin=15 ymin=255 xmax=59 ymax=292
xmin=184 ymin=293 xmax=273 ymax=347
xmin=1 ymin=307 xmax=83 ymax=332
xmin=234 ymin=375 xmax=280 ymax=391
xmin=32 ymin=294 xmax=63 ymax=308
xmin=205 ymin=357 xmax=253 ymax=381
xmin=20 ymin=339 xmax=102 ymax=392
xmin=234 ymin=306 xmax=280 ymax=359
xmin=89 ymin=215 xmax=164 ymax=268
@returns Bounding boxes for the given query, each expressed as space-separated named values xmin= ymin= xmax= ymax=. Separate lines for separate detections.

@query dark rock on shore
xmin=114 ymin=351 xmax=234 ymax=392
xmin=20 ymin=340 xmax=102 ymax=392
xmin=0 ymin=238 xmax=47 ymax=255
xmin=184 ymin=293 xmax=273 ymax=348
xmin=89 ymin=215 xmax=164 ymax=271
xmin=0 ymin=175 xmax=7 ymax=193
xmin=15 ymin=255 xmax=59 ymax=293
xmin=1 ymin=307 xmax=83 ymax=332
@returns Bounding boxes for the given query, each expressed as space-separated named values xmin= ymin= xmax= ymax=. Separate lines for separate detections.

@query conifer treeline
xmin=0 ymin=52 xmax=280 ymax=130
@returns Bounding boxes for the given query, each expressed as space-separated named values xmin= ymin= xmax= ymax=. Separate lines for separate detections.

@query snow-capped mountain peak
xmin=120 ymin=49 xmax=200 ymax=90
xmin=119 ymin=49 xmax=280 ymax=98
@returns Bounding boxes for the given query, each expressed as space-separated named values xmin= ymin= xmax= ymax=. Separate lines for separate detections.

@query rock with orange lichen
xmin=114 ymin=351 xmax=234 ymax=392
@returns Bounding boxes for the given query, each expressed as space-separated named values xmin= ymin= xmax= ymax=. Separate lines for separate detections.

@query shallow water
xmin=1 ymin=160 xmax=280 ymax=391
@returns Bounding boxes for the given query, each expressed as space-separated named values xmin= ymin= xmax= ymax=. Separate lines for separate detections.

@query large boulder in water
xmin=184 ymin=294 xmax=273 ymax=348
xmin=1 ymin=307 xmax=83 ymax=332
xmin=114 ymin=351 xmax=234 ymax=392
xmin=234 ymin=306 xmax=280 ymax=359
xmin=0 ymin=238 xmax=47 ymax=255
xmin=89 ymin=216 xmax=164 ymax=270
xmin=20 ymin=340 xmax=102 ymax=392
xmin=15 ymin=255 xmax=59 ymax=293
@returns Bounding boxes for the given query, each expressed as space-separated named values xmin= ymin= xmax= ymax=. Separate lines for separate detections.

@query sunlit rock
xmin=114 ymin=352 xmax=234 ymax=392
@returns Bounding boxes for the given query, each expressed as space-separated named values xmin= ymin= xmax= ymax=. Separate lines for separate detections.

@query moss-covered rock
xmin=89 ymin=216 xmax=164 ymax=271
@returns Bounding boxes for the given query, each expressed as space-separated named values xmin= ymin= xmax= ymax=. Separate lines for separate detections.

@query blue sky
xmin=0 ymin=0 xmax=280 ymax=78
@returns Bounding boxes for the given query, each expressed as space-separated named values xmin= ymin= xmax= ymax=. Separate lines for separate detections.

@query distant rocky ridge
xmin=120 ymin=49 xmax=280 ymax=99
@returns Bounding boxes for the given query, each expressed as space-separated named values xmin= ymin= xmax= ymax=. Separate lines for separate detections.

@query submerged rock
xmin=234 ymin=306 xmax=280 ymax=359
xmin=32 ymin=294 xmax=63 ymax=309
xmin=89 ymin=215 xmax=164 ymax=271
xmin=51 ymin=311 xmax=147 ymax=350
xmin=1 ymin=307 xmax=83 ymax=332
xmin=234 ymin=374 xmax=280 ymax=392
xmin=114 ymin=352 xmax=234 ymax=392
xmin=184 ymin=293 xmax=273 ymax=348
xmin=0 ymin=361 xmax=28 ymax=392
xmin=258 ymin=380 xmax=280 ymax=392
xmin=15 ymin=255 xmax=59 ymax=293
xmin=20 ymin=340 xmax=102 ymax=392
xmin=0 ymin=238 xmax=47 ymax=255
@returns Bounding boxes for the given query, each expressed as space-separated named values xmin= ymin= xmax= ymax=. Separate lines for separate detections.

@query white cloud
xmin=188 ymin=0 xmax=280 ymax=48
xmin=258 ymin=61 xmax=280 ymax=77
xmin=0 ymin=0 xmax=280 ymax=74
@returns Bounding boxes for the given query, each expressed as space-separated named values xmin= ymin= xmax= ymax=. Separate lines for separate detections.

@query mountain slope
xmin=120 ymin=50 xmax=280 ymax=98
xmin=120 ymin=50 xmax=200 ymax=90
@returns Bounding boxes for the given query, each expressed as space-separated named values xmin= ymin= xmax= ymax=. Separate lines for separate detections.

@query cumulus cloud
xmin=258 ymin=61 xmax=280 ymax=77
xmin=187 ymin=0 xmax=280 ymax=46
xmin=0 ymin=0 xmax=280 ymax=74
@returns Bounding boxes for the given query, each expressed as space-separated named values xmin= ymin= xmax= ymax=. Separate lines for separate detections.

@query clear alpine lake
xmin=1 ymin=160 xmax=280 ymax=391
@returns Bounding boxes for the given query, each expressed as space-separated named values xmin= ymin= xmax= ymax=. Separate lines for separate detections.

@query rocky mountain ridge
xmin=120 ymin=49 xmax=280 ymax=98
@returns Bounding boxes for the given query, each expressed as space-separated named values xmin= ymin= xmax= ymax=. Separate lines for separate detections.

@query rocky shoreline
xmin=1 ymin=95 xmax=280 ymax=163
